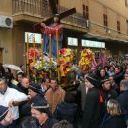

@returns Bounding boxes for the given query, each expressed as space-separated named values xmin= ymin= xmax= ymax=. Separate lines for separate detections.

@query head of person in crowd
xmin=109 ymin=76 xmax=115 ymax=84
xmin=31 ymin=99 xmax=51 ymax=125
xmin=84 ymin=76 xmax=95 ymax=89
xmin=0 ymin=105 xmax=13 ymax=126
xmin=85 ymin=73 xmax=101 ymax=88
xmin=124 ymin=73 xmax=128 ymax=80
xmin=21 ymin=77 xmax=30 ymax=89
xmin=4 ymin=71 xmax=14 ymax=85
xmin=64 ymin=92 xmax=76 ymax=103
xmin=17 ymin=72 xmax=24 ymax=83
xmin=0 ymin=63 xmax=5 ymax=77
xmin=41 ymin=78 xmax=50 ymax=91
xmin=100 ymin=68 xmax=106 ymax=78
xmin=49 ymin=78 xmax=59 ymax=91
xmin=125 ymin=68 xmax=128 ymax=74
xmin=28 ymin=83 xmax=43 ymax=98
xmin=20 ymin=116 xmax=40 ymax=128
xmin=0 ymin=77 xmax=8 ymax=95
xmin=104 ymin=66 xmax=109 ymax=72
xmin=120 ymin=80 xmax=128 ymax=92
xmin=107 ymin=99 xmax=121 ymax=116
xmin=52 ymin=120 xmax=73 ymax=128
xmin=102 ymin=78 xmax=111 ymax=91
xmin=109 ymin=66 xmax=114 ymax=72
xmin=115 ymin=66 xmax=121 ymax=74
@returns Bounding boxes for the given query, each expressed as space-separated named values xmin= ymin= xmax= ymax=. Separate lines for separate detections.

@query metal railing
xmin=12 ymin=0 xmax=87 ymax=28
xmin=12 ymin=0 xmax=52 ymax=17
xmin=58 ymin=6 xmax=87 ymax=28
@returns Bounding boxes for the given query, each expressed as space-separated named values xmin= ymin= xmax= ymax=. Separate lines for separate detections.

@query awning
xmin=83 ymin=33 xmax=128 ymax=44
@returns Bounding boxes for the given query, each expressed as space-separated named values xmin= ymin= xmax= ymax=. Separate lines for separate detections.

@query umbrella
xmin=3 ymin=64 xmax=22 ymax=71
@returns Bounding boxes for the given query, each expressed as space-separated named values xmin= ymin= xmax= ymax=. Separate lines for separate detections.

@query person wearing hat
xmin=101 ymin=78 xmax=118 ymax=101
xmin=0 ymin=105 xmax=13 ymax=127
xmin=19 ymin=83 xmax=47 ymax=118
xmin=99 ymin=77 xmax=118 ymax=123
xmin=82 ymin=73 xmax=102 ymax=128
xmin=31 ymin=98 xmax=58 ymax=128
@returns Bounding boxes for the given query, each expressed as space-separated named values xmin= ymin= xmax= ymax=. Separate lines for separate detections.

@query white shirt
xmin=0 ymin=87 xmax=27 ymax=120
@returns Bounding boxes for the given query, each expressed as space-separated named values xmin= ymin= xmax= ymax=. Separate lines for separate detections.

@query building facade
xmin=0 ymin=0 xmax=128 ymax=65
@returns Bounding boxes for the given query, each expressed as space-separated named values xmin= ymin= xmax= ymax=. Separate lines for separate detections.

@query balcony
xmin=58 ymin=6 xmax=87 ymax=32
xmin=12 ymin=0 xmax=52 ymax=22
xmin=12 ymin=0 xmax=87 ymax=32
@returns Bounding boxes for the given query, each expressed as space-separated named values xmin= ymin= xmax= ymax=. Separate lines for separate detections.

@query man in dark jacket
xmin=31 ymin=98 xmax=58 ymax=128
xmin=19 ymin=83 xmax=46 ymax=118
xmin=114 ymin=66 xmax=124 ymax=86
xmin=117 ymin=79 xmax=128 ymax=127
xmin=54 ymin=92 xmax=77 ymax=125
xmin=100 ymin=78 xmax=118 ymax=121
xmin=82 ymin=73 xmax=102 ymax=128
xmin=18 ymin=77 xmax=30 ymax=95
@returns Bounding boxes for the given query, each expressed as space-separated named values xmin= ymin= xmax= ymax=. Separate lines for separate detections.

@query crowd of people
xmin=0 ymin=61 xmax=128 ymax=128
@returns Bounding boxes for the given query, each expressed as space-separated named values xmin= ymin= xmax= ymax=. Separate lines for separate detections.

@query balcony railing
xmin=58 ymin=6 xmax=87 ymax=28
xmin=12 ymin=0 xmax=87 ymax=29
xmin=12 ymin=0 xmax=52 ymax=17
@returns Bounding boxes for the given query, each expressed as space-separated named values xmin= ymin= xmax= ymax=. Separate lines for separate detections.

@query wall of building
xmin=0 ymin=28 xmax=13 ymax=64
xmin=0 ymin=0 xmax=12 ymax=15
xmin=60 ymin=0 xmax=128 ymax=36
xmin=0 ymin=0 xmax=14 ymax=64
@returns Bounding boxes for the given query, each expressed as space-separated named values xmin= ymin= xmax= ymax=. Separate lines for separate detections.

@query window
xmin=82 ymin=4 xmax=89 ymax=19
xmin=126 ymin=20 xmax=128 ymax=34
xmin=85 ymin=6 xmax=89 ymax=20
xmin=82 ymin=4 xmax=86 ymax=17
xmin=125 ymin=0 xmax=128 ymax=6
xmin=103 ymin=14 xmax=108 ymax=27
xmin=117 ymin=21 xmax=120 ymax=33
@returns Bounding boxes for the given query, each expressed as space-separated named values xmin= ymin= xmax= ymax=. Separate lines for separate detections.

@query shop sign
xmin=25 ymin=32 xmax=41 ymax=44
xmin=82 ymin=40 xmax=105 ymax=48
xmin=68 ymin=37 xmax=78 ymax=46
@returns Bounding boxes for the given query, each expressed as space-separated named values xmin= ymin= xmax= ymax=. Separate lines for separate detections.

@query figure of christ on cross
xmin=40 ymin=14 xmax=63 ymax=58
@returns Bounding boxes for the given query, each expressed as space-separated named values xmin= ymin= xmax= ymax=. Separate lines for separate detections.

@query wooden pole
xmin=56 ymin=29 xmax=60 ymax=82
xmin=26 ymin=33 xmax=29 ymax=78
xmin=49 ymin=34 xmax=52 ymax=78
xmin=33 ymin=35 xmax=36 ymax=64
xmin=41 ymin=38 xmax=44 ymax=66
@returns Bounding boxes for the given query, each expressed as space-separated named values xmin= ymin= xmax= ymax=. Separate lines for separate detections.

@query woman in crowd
xmin=100 ymin=99 xmax=127 ymax=128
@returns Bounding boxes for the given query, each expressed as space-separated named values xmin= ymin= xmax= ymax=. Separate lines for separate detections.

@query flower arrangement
xmin=34 ymin=56 xmax=57 ymax=72
xmin=27 ymin=48 xmax=40 ymax=61
xmin=58 ymin=48 xmax=74 ymax=77
xmin=79 ymin=49 xmax=94 ymax=71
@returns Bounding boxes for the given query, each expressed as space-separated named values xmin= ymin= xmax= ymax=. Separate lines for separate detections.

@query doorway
xmin=0 ymin=48 xmax=3 ymax=64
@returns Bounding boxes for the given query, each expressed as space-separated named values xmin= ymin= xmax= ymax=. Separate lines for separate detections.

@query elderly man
xmin=45 ymin=79 xmax=65 ymax=113
xmin=0 ymin=78 xmax=28 ymax=126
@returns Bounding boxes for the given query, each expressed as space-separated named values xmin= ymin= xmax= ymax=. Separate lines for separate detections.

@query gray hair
xmin=120 ymin=80 xmax=128 ymax=90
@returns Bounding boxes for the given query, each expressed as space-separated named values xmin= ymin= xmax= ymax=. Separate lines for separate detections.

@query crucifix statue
xmin=35 ymin=0 xmax=76 ymax=58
